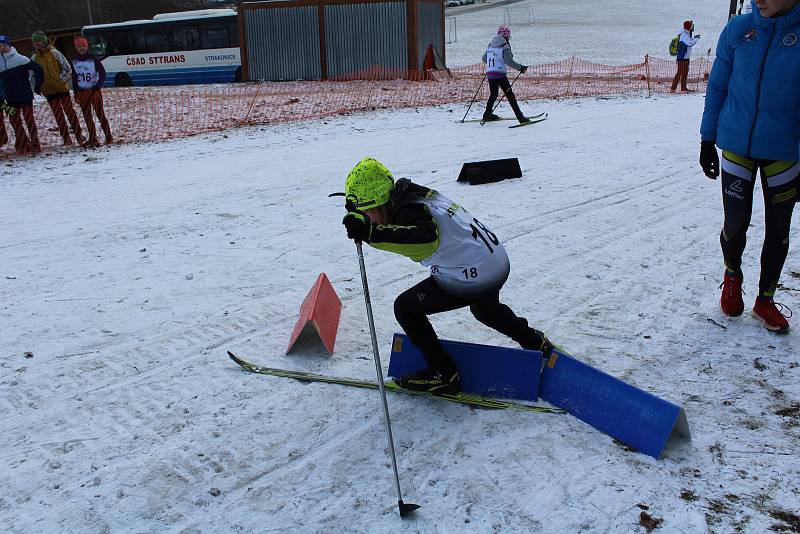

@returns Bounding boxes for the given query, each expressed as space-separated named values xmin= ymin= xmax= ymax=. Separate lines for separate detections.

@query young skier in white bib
xmin=481 ymin=25 xmax=530 ymax=124
xmin=341 ymin=158 xmax=555 ymax=394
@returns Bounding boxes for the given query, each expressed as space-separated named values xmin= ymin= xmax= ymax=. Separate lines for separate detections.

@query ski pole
xmin=460 ymin=73 xmax=486 ymax=123
xmin=355 ymin=240 xmax=420 ymax=518
xmin=489 ymin=69 xmax=523 ymax=117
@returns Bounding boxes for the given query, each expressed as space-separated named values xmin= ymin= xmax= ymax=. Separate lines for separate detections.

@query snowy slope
xmin=2 ymin=93 xmax=799 ymax=533
xmin=445 ymin=0 xmax=728 ymax=66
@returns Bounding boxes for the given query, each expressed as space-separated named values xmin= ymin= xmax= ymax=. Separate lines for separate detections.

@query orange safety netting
xmin=0 ymin=55 xmax=711 ymax=158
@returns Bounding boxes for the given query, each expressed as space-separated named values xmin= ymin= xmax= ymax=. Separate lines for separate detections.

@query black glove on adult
xmin=520 ymin=65 xmax=528 ymax=74
xmin=700 ymin=140 xmax=719 ymax=179
xmin=342 ymin=211 xmax=371 ymax=243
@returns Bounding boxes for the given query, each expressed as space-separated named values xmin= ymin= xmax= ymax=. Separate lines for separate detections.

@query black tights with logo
xmin=720 ymin=160 xmax=798 ymax=296
xmin=393 ymin=276 xmax=546 ymax=368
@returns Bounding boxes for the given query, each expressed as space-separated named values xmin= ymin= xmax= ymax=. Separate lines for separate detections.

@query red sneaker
xmin=719 ymin=272 xmax=744 ymax=317
xmin=752 ymin=297 xmax=791 ymax=333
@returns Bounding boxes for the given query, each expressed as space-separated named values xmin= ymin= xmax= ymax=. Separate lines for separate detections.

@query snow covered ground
xmin=2 ymin=92 xmax=799 ymax=532
xmin=445 ymin=0 xmax=729 ymax=66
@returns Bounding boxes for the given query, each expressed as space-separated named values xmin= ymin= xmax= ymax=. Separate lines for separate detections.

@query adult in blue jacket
xmin=0 ymin=36 xmax=44 ymax=154
xmin=0 ymin=77 xmax=7 ymax=148
xmin=699 ymin=0 xmax=800 ymax=333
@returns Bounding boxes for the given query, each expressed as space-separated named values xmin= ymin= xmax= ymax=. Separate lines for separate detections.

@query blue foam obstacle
xmin=539 ymin=350 xmax=691 ymax=459
xmin=388 ymin=333 xmax=540 ymax=401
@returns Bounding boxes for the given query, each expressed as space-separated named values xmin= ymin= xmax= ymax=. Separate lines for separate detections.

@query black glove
xmin=694 ymin=34 xmax=701 ymax=38
xmin=1 ymin=102 xmax=17 ymax=116
xmin=342 ymin=211 xmax=371 ymax=243
xmin=520 ymin=65 xmax=528 ymax=74
xmin=700 ymin=141 xmax=719 ymax=179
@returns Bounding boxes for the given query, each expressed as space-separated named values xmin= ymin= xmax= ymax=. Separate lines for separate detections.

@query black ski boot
xmin=517 ymin=116 xmax=531 ymax=124
xmin=398 ymin=365 xmax=460 ymax=395
xmin=517 ymin=327 xmax=556 ymax=359
xmin=482 ymin=112 xmax=501 ymax=122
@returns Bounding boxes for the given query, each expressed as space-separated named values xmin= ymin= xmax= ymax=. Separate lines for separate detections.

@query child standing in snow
xmin=481 ymin=25 xmax=530 ymax=124
xmin=341 ymin=157 xmax=555 ymax=394
xmin=700 ymin=0 xmax=800 ymax=333
xmin=31 ymin=31 xmax=84 ymax=146
xmin=72 ymin=36 xmax=113 ymax=147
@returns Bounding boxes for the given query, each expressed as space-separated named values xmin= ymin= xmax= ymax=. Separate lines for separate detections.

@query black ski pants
xmin=719 ymin=151 xmax=799 ymax=297
xmin=393 ymin=275 xmax=546 ymax=368
xmin=484 ymin=76 xmax=525 ymax=120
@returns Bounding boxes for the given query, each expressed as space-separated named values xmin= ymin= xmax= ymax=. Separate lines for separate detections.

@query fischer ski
xmin=509 ymin=113 xmax=548 ymax=128
xmin=459 ymin=112 xmax=547 ymax=125
xmin=228 ymin=351 xmax=564 ymax=414
xmin=459 ymin=117 xmax=515 ymax=123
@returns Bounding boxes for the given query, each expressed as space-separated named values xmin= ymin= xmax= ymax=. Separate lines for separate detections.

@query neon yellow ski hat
xmin=344 ymin=157 xmax=394 ymax=210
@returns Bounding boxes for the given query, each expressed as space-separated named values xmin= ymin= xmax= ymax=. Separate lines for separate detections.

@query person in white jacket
xmin=671 ymin=20 xmax=701 ymax=92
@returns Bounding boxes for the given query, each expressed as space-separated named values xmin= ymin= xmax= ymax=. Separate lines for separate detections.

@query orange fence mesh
xmin=1 ymin=55 xmax=711 ymax=158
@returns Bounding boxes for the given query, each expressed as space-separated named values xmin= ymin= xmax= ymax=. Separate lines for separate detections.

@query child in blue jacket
xmin=699 ymin=0 xmax=800 ymax=333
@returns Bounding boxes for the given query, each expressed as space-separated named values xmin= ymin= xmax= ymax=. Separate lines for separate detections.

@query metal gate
xmin=239 ymin=0 xmax=445 ymax=81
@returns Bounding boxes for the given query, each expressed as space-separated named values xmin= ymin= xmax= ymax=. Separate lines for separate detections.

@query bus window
xmin=107 ymin=31 xmax=134 ymax=55
xmin=88 ymin=34 xmax=109 ymax=59
xmin=201 ymin=27 xmax=229 ymax=49
xmin=145 ymin=28 xmax=172 ymax=53
xmin=132 ymin=30 xmax=147 ymax=54
xmin=174 ymin=26 xmax=201 ymax=51
xmin=228 ymin=22 xmax=239 ymax=47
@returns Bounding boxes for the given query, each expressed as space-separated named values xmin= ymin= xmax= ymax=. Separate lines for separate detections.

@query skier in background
xmin=481 ymin=25 xmax=531 ymax=124
xmin=670 ymin=20 xmax=701 ymax=92
xmin=341 ymin=157 xmax=556 ymax=394
xmin=699 ymin=0 xmax=800 ymax=333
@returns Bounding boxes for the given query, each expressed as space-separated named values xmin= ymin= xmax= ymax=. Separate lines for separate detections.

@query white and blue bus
xmin=83 ymin=9 xmax=241 ymax=87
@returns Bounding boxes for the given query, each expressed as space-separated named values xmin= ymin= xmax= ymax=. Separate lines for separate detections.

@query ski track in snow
xmin=445 ymin=0 xmax=727 ymax=67
xmin=1 ymin=94 xmax=799 ymax=533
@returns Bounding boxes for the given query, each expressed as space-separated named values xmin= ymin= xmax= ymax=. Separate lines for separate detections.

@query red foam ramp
xmin=286 ymin=273 xmax=342 ymax=355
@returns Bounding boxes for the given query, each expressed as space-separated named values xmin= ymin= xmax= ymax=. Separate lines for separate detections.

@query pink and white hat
xmin=497 ymin=25 xmax=511 ymax=39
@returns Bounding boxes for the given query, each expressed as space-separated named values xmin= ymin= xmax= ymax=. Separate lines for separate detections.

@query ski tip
xmin=227 ymin=350 xmax=244 ymax=365
xmin=508 ymin=115 xmax=548 ymax=128
xmin=399 ymin=500 xmax=421 ymax=517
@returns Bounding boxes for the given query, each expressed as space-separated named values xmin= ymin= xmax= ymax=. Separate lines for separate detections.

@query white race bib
xmin=485 ymin=47 xmax=507 ymax=75
xmin=73 ymin=58 xmax=99 ymax=89
xmin=415 ymin=191 xmax=510 ymax=295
